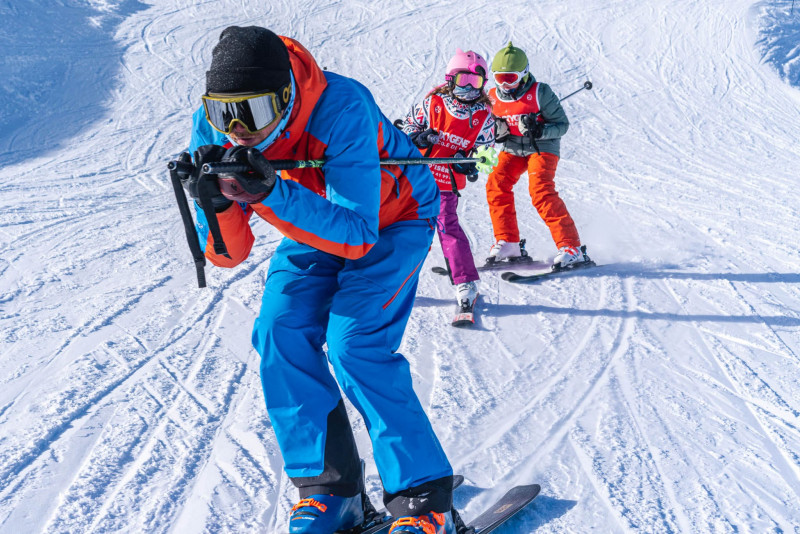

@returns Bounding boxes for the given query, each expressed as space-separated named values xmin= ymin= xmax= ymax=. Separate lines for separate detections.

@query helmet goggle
xmin=449 ymin=71 xmax=486 ymax=89
xmin=493 ymin=67 xmax=528 ymax=88
xmin=202 ymin=85 xmax=291 ymax=135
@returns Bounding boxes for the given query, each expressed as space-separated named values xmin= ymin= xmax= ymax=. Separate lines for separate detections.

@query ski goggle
xmin=493 ymin=68 xmax=528 ymax=87
xmin=450 ymin=71 xmax=486 ymax=89
xmin=202 ymin=85 xmax=291 ymax=135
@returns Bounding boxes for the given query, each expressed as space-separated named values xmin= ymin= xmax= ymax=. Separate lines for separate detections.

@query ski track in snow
xmin=1 ymin=0 xmax=800 ymax=532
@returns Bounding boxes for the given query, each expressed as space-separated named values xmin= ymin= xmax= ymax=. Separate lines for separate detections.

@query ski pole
xmin=168 ymin=164 xmax=207 ymax=288
xmin=201 ymin=156 xmax=489 ymax=175
xmin=169 ymin=159 xmax=325 ymax=174
xmin=528 ymin=80 xmax=593 ymax=124
xmin=167 ymin=158 xmax=231 ymax=289
xmin=525 ymin=80 xmax=593 ymax=154
xmin=559 ymin=80 xmax=593 ymax=103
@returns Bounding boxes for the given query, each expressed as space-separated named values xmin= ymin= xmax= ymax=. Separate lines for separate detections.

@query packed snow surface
xmin=2 ymin=1 xmax=799 ymax=532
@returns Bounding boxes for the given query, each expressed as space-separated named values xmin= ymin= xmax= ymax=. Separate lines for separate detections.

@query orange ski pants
xmin=486 ymin=151 xmax=580 ymax=249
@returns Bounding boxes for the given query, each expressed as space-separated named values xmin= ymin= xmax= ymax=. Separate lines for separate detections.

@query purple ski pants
xmin=436 ymin=191 xmax=479 ymax=285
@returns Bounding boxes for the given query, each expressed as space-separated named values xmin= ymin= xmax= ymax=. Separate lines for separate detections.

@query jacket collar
xmin=260 ymin=37 xmax=328 ymax=159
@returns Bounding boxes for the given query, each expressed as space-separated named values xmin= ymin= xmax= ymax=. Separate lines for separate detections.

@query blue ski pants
xmin=252 ymin=219 xmax=452 ymax=497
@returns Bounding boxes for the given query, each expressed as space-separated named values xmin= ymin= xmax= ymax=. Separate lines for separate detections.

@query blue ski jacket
xmin=189 ymin=37 xmax=440 ymax=266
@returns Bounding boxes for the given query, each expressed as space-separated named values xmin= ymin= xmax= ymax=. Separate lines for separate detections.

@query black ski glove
xmin=519 ymin=114 xmax=544 ymax=140
xmin=451 ymin=153 xmax=478 ymax=182
xmin=179 ymin=146 xmax=233 ymax=212
xmin=217 ymin=146 xmax=277 ymax=204
xmin=451 ymin=160 xmax=478 ymax=176
xmin=409 ymin=128 xmax=439 ymax=148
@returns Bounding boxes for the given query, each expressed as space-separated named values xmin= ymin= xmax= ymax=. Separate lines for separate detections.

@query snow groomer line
xmin=166 ymin=78 xmax=593 ymax=289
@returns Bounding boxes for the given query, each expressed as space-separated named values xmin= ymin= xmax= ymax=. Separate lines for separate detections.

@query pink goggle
xmin=448 ymin=71 xmax=486 ymax=89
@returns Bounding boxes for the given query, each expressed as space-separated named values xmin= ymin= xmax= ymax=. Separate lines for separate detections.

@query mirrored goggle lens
xmin=493 ymin=72 xmax=524 ymax=85
xmin=203 ymin=93 xmax=280 ymax=134
xmin=453 ymin=72 xmax=486 ymax=89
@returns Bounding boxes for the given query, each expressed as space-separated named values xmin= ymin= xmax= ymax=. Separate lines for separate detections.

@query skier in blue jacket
xmin=179 ymin=26 xmax=455 ymax=534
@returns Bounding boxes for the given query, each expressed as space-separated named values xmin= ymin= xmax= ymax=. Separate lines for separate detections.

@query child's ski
xmin=501 ymin=259 xmax=597 ymax=284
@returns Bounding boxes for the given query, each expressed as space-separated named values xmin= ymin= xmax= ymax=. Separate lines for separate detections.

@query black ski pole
xmin=167 ymin=158 xmax=230 ymax=289
xmin=559 ymin=80 xmax=593 ymax=102
xmin=168 ymin=164 xmax=207 ymax=288
xmin=169 ymin=150 xmax=492 ymax=288
xmin=201 ymin=155 xmax=489 ymax=176
xmin=525 ymin=80 xmax=593 ymax=152
xmin=196 ymin=172 xmax=231 ymax=259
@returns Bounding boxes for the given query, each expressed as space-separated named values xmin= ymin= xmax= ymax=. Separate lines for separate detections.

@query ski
xmin=350 ymin=475 xmax=465 ymax=534
xmin=453 ymin=484 xmax=541 ymax=534
xmin=501 ymin=259 xmax=597 ymax=284
xmin=478 ymin=254 xmax=535 ymax=272
xmin=431 ymin=259 xmax=538 ymax=276
xmin=431 ymin=240 xmax=541 ymax=277
xmin=479 ymin=238 xmax=536 ymax=272
xmin=452 ymin=295 xmax=478 ymax=328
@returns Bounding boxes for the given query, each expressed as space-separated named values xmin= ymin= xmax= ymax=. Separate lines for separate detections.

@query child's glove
xmin=519 ymin=114 xmax=544 ymax=139
xmin=410 ymin=128 xmax=439 ymax=148
xmin=451 ymin=160 xmax=478 ymax=175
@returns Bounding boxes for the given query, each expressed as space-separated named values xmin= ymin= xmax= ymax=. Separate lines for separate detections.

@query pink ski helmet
xmin=445 ymin=48 xmax=488 ymax=81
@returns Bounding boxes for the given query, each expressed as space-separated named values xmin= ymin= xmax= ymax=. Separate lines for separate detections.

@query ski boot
xmin=455 ymin=281 xmax=478 ymax=309
xmin=289 ymin=493 xmax=364 ymax=533
xmin=452 ymin=281 xmax=479 ymax=327
xmin=388 ymin=510 xmax=456 ymax=534
xmin=482 ymin=239 xmax=533 ymax=269
xmin=552 ymin=245 xmax=594 ymax=272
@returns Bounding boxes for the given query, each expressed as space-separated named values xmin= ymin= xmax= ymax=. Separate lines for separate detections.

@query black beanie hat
xmin=206 ymin=26 xmax=291 ymax=94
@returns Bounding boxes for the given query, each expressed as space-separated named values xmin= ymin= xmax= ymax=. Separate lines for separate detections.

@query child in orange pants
xmin=486 ymin=151 xmax=579 ymax=249
xmin=486 ymin=42 xmax=590 ymax=269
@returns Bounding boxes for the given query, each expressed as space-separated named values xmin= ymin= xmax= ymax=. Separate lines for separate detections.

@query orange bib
xmin=424 ymin=93 xmax=491 ymax=191
xmin=488 ymin=83 xmax=541 ymax=137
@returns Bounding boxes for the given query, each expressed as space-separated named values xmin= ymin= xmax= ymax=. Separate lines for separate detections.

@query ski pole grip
xmin=203 ymin=160 xmax=303 ymax=174
xmin=168 ymin=160 xmax=195 ymax=174
xmin=202 ymin=162 xmax=250 ymax=175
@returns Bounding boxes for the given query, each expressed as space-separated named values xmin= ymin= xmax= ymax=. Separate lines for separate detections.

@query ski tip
xmin=452 ymin=317 xmax=475 ymax=328
xmin=524 ymin=483 xmax=542 ymax=496
xmin=501 ymin=483 xmax=542 ymax=505
xmin=431 ymin=266 xmax=449 ymax=275
xmin=453 ymin=474 xmax=465 ymax=488
xmin=500 ymin=271 xmax=520 ymax=281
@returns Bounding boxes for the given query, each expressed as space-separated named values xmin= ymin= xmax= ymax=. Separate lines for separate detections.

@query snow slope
xmin=1 ymin=0 xmax=799 ymax=532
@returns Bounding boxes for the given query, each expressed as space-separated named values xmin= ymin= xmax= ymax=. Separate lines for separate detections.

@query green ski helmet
xmin=491 ymin=41 xmax=529 ymax=73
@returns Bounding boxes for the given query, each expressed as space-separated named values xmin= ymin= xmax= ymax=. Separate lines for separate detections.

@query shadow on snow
xmin=418 ymin=262 xmax=800 ymax=326
xmin=0 ymin=0 xmax=147 ymax=166
xmin=754 ymin=0 xmax=800 ymax=87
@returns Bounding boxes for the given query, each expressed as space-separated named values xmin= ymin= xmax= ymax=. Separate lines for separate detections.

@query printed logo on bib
xmin=436 ymin=130 xmax=471 ymax=150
